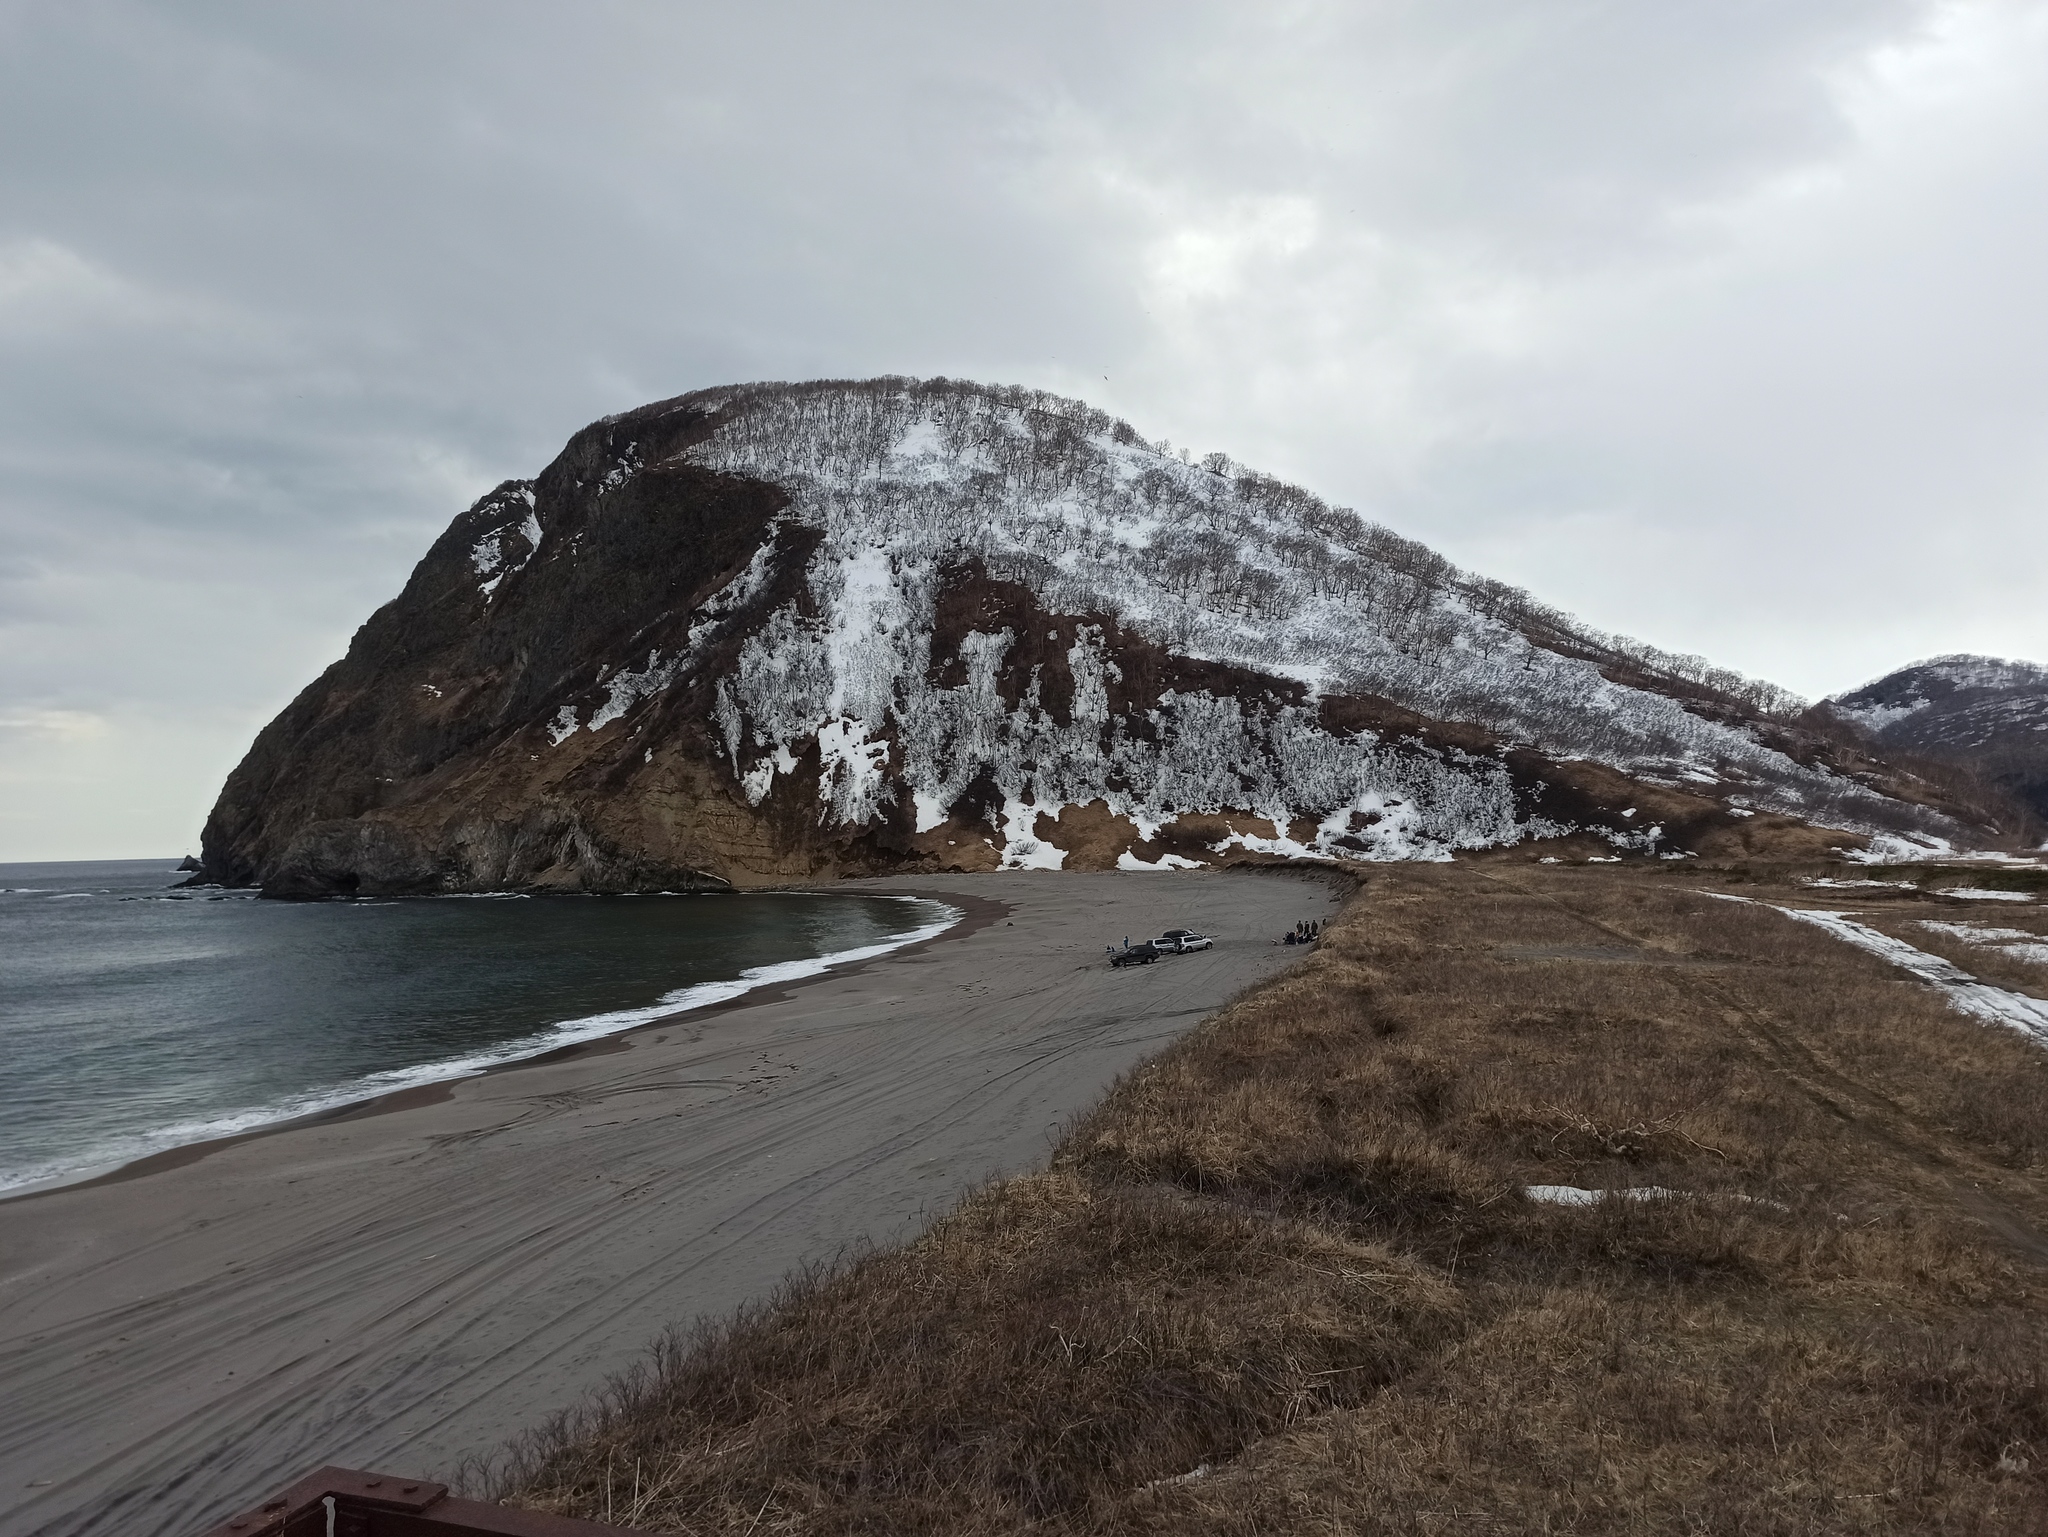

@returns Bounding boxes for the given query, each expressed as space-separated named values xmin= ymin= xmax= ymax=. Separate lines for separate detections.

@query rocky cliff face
xmin=1829 ymin=655 xmax=2048 ymax=834
xmin=199 ymin=378 xmax=1982 ymax=894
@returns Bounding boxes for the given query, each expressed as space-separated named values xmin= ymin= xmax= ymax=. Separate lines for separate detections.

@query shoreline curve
xmin=2 ymin=888 xmax=1000 ymax=1205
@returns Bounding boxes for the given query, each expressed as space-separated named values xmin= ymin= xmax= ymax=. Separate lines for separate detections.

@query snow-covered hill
xmin=1830 ymin=655 xmax=2048 ymax=829
xmin=197 ymin=378 xmax=1974 ymax=894
xmin=1832 ymin=655 xmax=2048 ymax=745
xmin=670 ymin=382 xmax=1942 ymax=852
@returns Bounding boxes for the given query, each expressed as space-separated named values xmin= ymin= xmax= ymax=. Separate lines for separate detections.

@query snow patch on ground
xmin=589 ymin=650 xmax=680 ymax=732
xmin=912 ymin=789 xmax=949 ymax=835
xmin=1526 ymin=1185 xmax=1680 ymax=1207
xmin=1117 ymin=850 xmax=1207 ymax=871
xmin=739 ymin=744 xmax=799 ymax=807
xmin=1211 ymin=822 xmax=1317 ymax=860
xmin=1832 ymin=698 xmax=1930 ymax=733
xmin=561 ymin=534 xmax=796 ymax=748
xmin=469 ymin=485 xmax=542 ymax=600
xmin=1941 ymin=888 xmax=2035 ymax=902
xmin=1919 ymin=921 xmax=2048 ymax=969
xmin=1762 ymin=905 xmax=2048 ymax=1045
xmin=998 ymin=797 xmax=1066 ymax=870
xmin=687 ymin=539 xmax=780 ymax=652
xmin=1845 ymin=832 xmax=1957 ymax=864
xmin=817 ymin=716 xmax=893 ymax=825
xmin=1597 ymin=820 xmax=1667 ymax=854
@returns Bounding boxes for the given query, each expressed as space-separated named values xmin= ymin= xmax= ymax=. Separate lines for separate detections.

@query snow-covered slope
xmin=197 ymin=378 xmax=1972 ymax=894
xmin=658 ymin=381 xmax=1939 ymax=854
xmin=1832 ymin=655 xmax=2048 ymax=746
xmin=1830 ymin=655 xmax=2048 ymax=829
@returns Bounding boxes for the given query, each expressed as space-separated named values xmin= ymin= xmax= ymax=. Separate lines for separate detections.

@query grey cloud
xmin=0 ymin=0 xmax=2042 ymax=856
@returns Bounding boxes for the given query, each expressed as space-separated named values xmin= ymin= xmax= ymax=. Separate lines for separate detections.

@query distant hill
xmin=197 ymin=379 xmax=1991 ymax=894
xmin=1828 ymin=654 xmax=2048 ymax=832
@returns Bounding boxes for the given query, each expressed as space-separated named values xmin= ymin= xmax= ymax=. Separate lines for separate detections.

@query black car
xmin=1109 ymin=941 xmax=1163 ymax=967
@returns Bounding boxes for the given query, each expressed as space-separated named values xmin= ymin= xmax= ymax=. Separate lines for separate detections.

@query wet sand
xmin=0 ymin=871 xmax=1338 ymax=1537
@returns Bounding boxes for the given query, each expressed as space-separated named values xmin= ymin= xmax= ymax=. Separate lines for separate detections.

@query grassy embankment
xmin=502 ymin=861 xmax=2048 ymax=1533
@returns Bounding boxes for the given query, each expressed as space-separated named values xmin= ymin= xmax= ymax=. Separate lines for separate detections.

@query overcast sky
xmin=3 ymin=0 xmax=2045 ymax=859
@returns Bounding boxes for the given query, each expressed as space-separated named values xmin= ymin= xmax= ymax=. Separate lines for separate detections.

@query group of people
xmin=1279 ymin=919 xmax=1321 ymax=946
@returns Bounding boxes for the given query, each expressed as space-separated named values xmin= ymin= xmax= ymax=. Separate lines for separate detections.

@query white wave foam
xmin=0 ymin=897 xmax=961 ymax=1198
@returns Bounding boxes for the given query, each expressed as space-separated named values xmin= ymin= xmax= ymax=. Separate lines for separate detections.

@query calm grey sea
xmin=0 ymin=860 xmax=952 ymax=1195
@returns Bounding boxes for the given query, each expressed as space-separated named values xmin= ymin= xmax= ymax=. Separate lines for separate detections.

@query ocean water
xmin=0 ymin=860 xmax=954 ymax=1195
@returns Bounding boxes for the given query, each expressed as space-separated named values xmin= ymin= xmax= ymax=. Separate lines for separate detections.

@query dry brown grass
xmin=1853 ymin=902 xmax=2048 ymax=1002
xmin=500 ymin=863 xmax=2048 ymax=1533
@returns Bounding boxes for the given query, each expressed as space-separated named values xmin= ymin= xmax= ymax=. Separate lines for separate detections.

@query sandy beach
xmin=0 ymin=870 xmax=1338 ymax=1537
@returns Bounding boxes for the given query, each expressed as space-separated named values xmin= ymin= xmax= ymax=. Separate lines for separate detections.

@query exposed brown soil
xmin=499 ymin=861 xmax=2048 ymax=1533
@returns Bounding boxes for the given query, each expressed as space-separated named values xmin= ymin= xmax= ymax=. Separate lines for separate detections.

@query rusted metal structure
xmin=198 ymin=1467 xmax=640 ymax=1537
